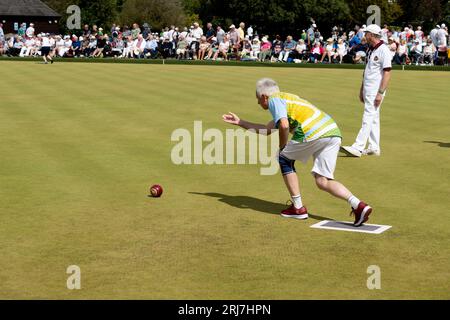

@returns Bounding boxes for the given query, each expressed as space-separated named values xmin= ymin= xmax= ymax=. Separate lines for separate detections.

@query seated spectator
xmin=410 ymin=39 xmax=423 ymax=64
xmin=320 ymin=38 xmax=335 ymax=63
xmin=333 ymin=38 xmax=347 ymax=64
xmin=387 ymin=37 xmax=397 ymax=61
xmin=92 ymin=34 xmax=108 ymax=58
xmin=111 ymin=34 xmax=124 ymax=57
xmin=54 ymin=35 xmax=65 ymax=57
xmin=61 ymin=35 xmax=73 ymax=57
xmin=250 ymin=37 xmax=260 ymax=60
xmin=197 ymin=36 xmax=210 ymax=60
xmin=213 ymin=35 xmax=230 ymax=60
xmin=279 ymin=35 xmax=296 ymax=62
xmin=258 ymin=36 xmax=272 ymax=62
xmin=271 ymin=35 xmax=283 ymax=62
xmin=205 ymin=37 xmax=218 ymax=60
xmin=292 ymin=39 xmax=307 ymax=63
xmin=205 ymin=23 xmax=215 ymax=43
xmin=121 ymin=36 xmax=134 ymax=58
xmin=161 ymin=37 xmax=173 ymax=59
xmin=240 ymin=36 xmax=252 ymax=59
xmin=352 ymin=37 xmax=368 ymax=64
xmin=348 ymin=31 xmax=360 ymax=52
xmin=67 ymin=35 xmax=81 ymax=57
xmin=11 ymin=36 xmax=24 ymax=56
xmin=132 ymin=34 xmax=146 ymax=58
xmin=80 ymin=36 xmax=90 ymax=57
xmin=422 ymin=39 xmax=435 ymax=65
xmin=310 ymin=41 xmax=323 ymax=63
xmin=394 ymin=39 xmax=408 ymax=65
xmin=144 ymin=35 xmax=159 ymax=59
xmin=176 ymin=35 xmax=189 ymax=59
xmin=19 ymin=36 xmax=35 ymax=57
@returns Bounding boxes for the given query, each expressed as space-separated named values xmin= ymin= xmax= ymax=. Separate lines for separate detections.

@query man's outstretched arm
xmin=222 ymin=112 xmax=275 ymax=135
xmin=278 ymin=118 xmax=290 ymax=149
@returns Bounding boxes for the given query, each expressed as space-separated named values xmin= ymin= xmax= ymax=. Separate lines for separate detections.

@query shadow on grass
xmin=424 ymin=141 xmax=450 ymax=148
xmin=189 ymin=192 xmax=333 ymax=221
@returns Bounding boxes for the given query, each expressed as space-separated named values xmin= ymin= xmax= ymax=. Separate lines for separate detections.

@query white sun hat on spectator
xmin=365 ymin=24 xmax=382 ymax=36
xmin=312 ymin=24 xmax=317 ymax=28
xmin=441 ymin=23 xmax=446 ymax=28
xmin=229 ymin=24 xmax=235 ymax=29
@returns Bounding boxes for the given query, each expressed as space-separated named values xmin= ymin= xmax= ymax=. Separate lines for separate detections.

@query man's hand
xmin=222 ymin=112 xmax=240 ymax=125
xmin=374 ymin=93 xmax=383 ymax=108
xmin=359 ymin=87 xmax=364 ymax=103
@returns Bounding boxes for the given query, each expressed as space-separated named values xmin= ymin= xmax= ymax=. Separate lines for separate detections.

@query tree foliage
xmin=43 ymin=0 xmax=449 ymax=35
xmin=119 ymin=0 xmax=186 ymax=30
xmin=43 ymin=0 xmax=118 ymax=31
xmin=346 ymin=0 xmax=403 ymax=26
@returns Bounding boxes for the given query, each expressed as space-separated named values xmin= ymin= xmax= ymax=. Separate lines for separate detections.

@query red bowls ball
xmin=150 ymin=185 xmax=163 ymax=198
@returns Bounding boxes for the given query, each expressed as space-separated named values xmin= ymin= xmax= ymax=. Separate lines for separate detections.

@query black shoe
xmin=50 ymin=60 xmax=54 ymax=64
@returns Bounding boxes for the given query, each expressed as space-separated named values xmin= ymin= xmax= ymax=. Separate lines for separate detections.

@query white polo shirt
xmin=42 ymin=37 xmax=51 ymax=47
xmin=363 ymin=42 xmax=392 ymax=96
xmin=191 ymin=27 xmax=203 ymax=41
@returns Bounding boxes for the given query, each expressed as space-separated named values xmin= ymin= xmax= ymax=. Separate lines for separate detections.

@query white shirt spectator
xmin=397 ymin=43 xmax=407 ymax=55
xmin=381 ymin=27 xmax=389 ymax=42
xmin=415 ymin=30 xmax=424 ymax=42
xmin=20 ymin=38 xmax=35 ymax=56
xmin=411 ymin=42 xmax=422 ymax=54
xmin=42 ymin=36 xmax=51 ymax=47
xmin=219 ymin=40 xmax=230 ymax=51
xmin=26 ymin=25 xmax=35 ymax=38
xmin=191 ymin=27 xmax=203 ymax=41
xmin=247 ymin=26 xmax=253 ymax=38
xmin=336 ymin=43 xmax=347 ymax=55
xmin=437 ymin=28 xmax=447 ymax=47
xmin=133 ymin=38 xmax=146 ymax=51
xmin=168 ymin=28 xmax=175 ymax=42
xmin=430 ymin=27 xmax=440 ymax=47
xmin=296 ymin=43 xmax=307 ymax=53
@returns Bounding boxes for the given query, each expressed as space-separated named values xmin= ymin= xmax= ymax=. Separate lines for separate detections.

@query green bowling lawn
xmin=0 ymin=61 xmax=449 ymax=299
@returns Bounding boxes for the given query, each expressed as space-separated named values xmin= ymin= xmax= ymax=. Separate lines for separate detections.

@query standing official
xmin=342 ymin=24 xmax=392 ymax=157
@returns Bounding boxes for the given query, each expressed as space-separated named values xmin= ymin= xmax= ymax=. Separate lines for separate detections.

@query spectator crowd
xmin=0 ymin=20 xmax=449 ymax=66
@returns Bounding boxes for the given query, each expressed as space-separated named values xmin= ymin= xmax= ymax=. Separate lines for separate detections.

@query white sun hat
xmin=365 ymin=24 xmax=382 ymax=36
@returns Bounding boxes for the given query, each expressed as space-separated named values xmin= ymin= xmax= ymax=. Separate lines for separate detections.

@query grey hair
xmin=256 ymin=78 xmax=280 ymax=98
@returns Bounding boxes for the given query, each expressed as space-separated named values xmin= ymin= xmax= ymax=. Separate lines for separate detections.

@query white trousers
xmin=352 ymin=93 xmax=383 ymax=152
xmin=278 ymin=51 xmax=290 ymax=62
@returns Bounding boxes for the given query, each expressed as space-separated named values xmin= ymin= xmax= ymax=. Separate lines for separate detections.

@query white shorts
xmin=280 ymin=137 xmax=341 ymax=180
